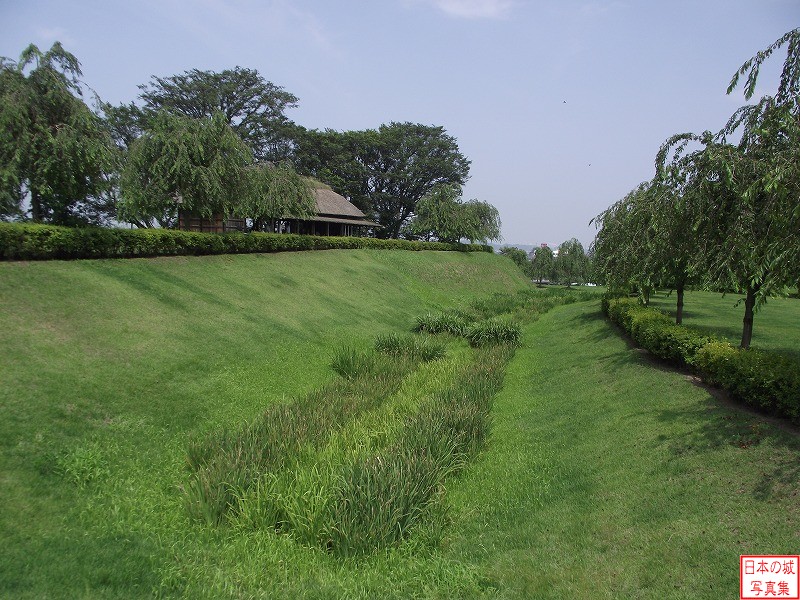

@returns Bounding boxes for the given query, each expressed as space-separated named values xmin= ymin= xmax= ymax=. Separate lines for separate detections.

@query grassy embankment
xmin=0 ymin=249 xmax=531 ymax=598
xmin=1 ymin=251 xmax=798 ymax=599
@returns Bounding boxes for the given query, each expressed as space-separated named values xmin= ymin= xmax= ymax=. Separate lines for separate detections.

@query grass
xmin=648 ymin=289 xmax=800 ymax=356
xmin=444 ymin=301 xmax=800 ymax=598
xmin=0 ymin=249 xmax=529 ymax=599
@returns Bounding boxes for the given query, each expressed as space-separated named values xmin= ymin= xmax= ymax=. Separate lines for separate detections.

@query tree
xmin=409 ymin=184 xmax=501 ymax=244
xmin=138 ymin=67 xmax=299 ymax=162
xmin=0 ymin=42 xmax=112 ymax=225
xmin=656 ymin=28 xmax=800 ymax=348
xmin=529 ymin=245 xmax=554 ymax=284
xmin=295 ymin=122 xmax=471 ymax=238
xmin=461 ymin=199 xmax=501 ymax=244
xmin=239 ymin=163 xmax=315 ymax=232
xmin=119 ymin=111 xmax=251 ymax=227
xmin=591 ymin=182 xmax=660 ymax=302
xmin=554 ymin=238 xmax=589 ymax=286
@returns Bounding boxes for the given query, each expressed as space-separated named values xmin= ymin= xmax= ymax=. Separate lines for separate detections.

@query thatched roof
xmin=312 ymin=187 xmax=367 ymax=219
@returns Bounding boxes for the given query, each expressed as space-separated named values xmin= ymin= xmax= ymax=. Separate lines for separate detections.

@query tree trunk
xmin=740 ymin=285 xmax=757 ymax=350
xmin=31 ymin=189 xmax=42 ymax=223
xmin=676 ymin=285 xmax=685 ymax=325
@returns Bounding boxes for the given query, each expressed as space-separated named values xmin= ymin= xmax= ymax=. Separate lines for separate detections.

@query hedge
xmin=0 ymin=223 xmax=494 ymax=261
xmin=602 ymin=296 xmax=800 ymax=424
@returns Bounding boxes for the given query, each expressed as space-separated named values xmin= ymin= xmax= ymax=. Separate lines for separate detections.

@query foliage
xmin=603 ymin=296 xmax=714 ymax=366
xmin=409 ymin=184 xmax=501 ymax=244
xmin=138 ymin=66 xmax=299 ymax=162
xmin=119 ymin=111 xmax=252 ymax=227
xmin=294 ymin=123 xmax=471 ymax=238
xmin=529 ymin=245 xmax=554 ymax=284
xmin=553 ymin=238 xmax=590 ymax=286
xmin=0 ymin=221 xmax=493 ymax=260
xmin=593 ymin=28 xmax=800 ymax=347
xmin=499 ymin=246 xmax=529 ymax=272
xmin=695 ymin=341 xmax=800 ymax=423
xmin=0 ymin=42 xmax=113 ymax=225
xmin=239 ymin=162 xmax=315 ymax=231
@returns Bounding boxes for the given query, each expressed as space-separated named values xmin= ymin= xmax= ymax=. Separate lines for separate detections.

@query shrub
xmin=0 ymin=222 xmax=493 ymax=261
xmin=603 ymin=297 xmax=712 ymax=366
xmin=695 ymin=341 xmax=800 ymax=424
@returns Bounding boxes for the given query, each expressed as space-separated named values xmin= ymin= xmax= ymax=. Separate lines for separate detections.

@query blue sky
xmin=0 ymin=0 xmax=796 ymax=247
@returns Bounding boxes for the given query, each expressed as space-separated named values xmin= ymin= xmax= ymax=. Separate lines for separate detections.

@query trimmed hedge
xmin=0 ymin=223 xmax=493 ymax=261
xmin=602 ymin=296 xmax=800 ymax=424
xmin=603 ymin=296 xmax=714 ymax=367
xmin=695 ymin=341 xmax=800 ymax=424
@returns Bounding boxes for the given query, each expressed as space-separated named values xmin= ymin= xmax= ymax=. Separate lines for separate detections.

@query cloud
xmin=426 ymin=0 xmax=517 ymax=19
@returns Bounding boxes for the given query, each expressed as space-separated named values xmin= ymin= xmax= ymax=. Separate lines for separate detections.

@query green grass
xmin=0 ymin=249 xmax=529 ymax=599
xmin=444 ymin=302 xmax=800 ymax=598
xmin=1 ymin=253 xmax=798 ymax=598
xmin=648 ymin=289 xmax=800 ymax=355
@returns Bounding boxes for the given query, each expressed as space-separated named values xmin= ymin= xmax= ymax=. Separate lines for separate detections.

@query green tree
xmin=138 ymin=67 xmax=299 ymax=162
xmin=461 ymin=199 xmax=501 ymax=244
xmin=530 ymin=245 xmax=554 ymax=284
xmin=657 ymin=28 xmax=800 ymax=347
xmin=409 ymin=184 xmax=501 ymax=244
xmin=591 ymin=182 xmax=660 ymax=302
xmin=554 ymin=238 xmax=589 ymax=287
xmin=295 ymin=123 xmax=471 ymax=238
xmin=239 ymin=162 xmax=315 ymax=232
xmin=0 ymin=42 xmax=112 ymax=225
xmin=119 ymin=111 xmax=251 ymax=227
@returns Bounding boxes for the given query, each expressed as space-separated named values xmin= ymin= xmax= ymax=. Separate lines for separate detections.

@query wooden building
xmin=177 ymin=186 xmax=380 ymax=236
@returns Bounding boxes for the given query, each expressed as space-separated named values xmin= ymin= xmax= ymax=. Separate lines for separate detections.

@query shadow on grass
xmin=654 ymin=392 xmax=800 ymax=502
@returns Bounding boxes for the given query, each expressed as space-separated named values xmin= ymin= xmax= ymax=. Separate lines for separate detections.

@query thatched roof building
xmin=294 ymin=187 xmax=381 ymax=236
xmin=178 ymin=183 xmax=380 ymax=237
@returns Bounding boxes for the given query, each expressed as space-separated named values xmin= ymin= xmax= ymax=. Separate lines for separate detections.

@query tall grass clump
xmin=185 ymin=358 xmax=413 ymax=525
xmin=326 ymin=440 xmax=457 ymax=557
xmin=464 ymin=318 xmax=522 ymax=347
xmin=414 ymin=310 xmax=474 ymax=336
xmin=470 ymin=292 xmax=521 ymax=318
xmin=324 ymin=345 xmax=512 ymax=557
xmin=331 ymin=345 xmax=377 ymax=380
xmin=374 ymin=332 xmax=446 ymax=362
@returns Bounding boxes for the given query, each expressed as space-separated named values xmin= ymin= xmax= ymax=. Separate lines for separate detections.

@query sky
xmin=0 ymin=0 xmax=797 ymax=248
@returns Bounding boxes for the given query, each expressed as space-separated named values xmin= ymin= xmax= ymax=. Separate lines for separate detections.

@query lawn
xmin=1 ymin=253 xmax=798 ymax=599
